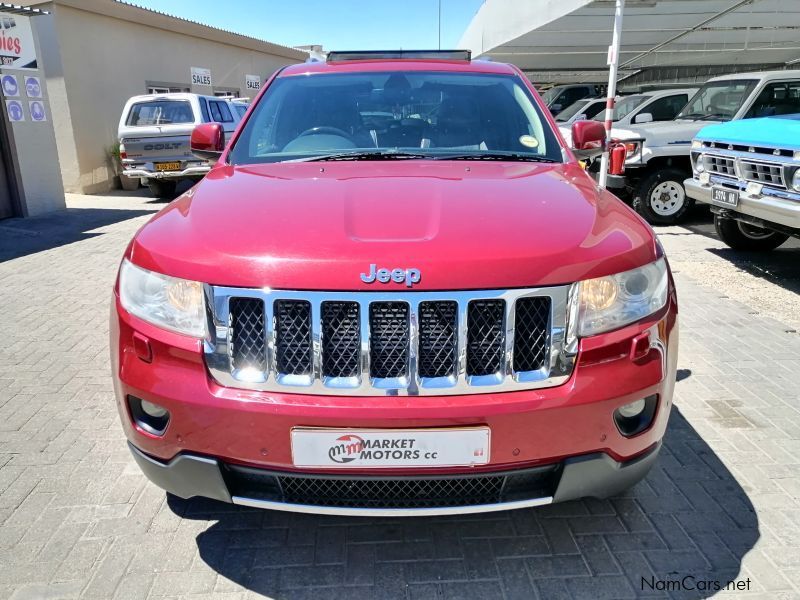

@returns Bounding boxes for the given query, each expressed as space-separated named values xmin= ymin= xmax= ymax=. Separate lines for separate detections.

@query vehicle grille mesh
xmin=275 ymin=300 xmax=312 ymax=375
xmin=703 ymin=154 xmax=736 ymax=177
xmin=229 ymin=298 xmax=266 ymax=372
xmin=224 ymin=464 xmax=561 ymax=509
xmin=740 ymin=160 xmax=785 ymax=188
xmin=321 ymin=301 xmax=360 ymax=378
xmin=513 ymin=297 xmax=551 ymax=372
xmin=369 ymin=302 xmax=409 ymax=378
xmin=218 ymin=289 xmax=563 ymax=395
xmin=418 ymin=301 xmax=458 ymax=378
xmin=466 ymin=300 xmax=506 ymax=376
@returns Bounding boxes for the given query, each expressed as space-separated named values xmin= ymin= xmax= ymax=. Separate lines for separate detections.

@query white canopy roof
xmin=459 ymin=0 xmax=800 ymax=84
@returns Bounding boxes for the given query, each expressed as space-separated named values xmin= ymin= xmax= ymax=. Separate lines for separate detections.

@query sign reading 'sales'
xmin=190 ymin=67 xmax=212 ymax=87
xmin=245 ymin=74 xmax=261 ymax=91
xmin=0 ymin=12 xmax=38 ymax=70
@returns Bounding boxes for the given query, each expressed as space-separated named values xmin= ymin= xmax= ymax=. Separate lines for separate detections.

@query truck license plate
xmin=712 ymin=186 xmax=738 ymax=207
xmin=291 ymin=427 xmax=490 ymax=469
xmin=154 ymin=162 xmax=181 ymax=172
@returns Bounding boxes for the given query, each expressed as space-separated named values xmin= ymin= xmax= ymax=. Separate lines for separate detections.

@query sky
xmin=133 ymin=0 xmax=486 ymax=51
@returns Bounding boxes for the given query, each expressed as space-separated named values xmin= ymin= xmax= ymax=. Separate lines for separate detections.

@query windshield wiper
xmin=287 ymin=150 xmax=430 ymax=162
xmin=434 ymin=152 xmax=557 ymax=162
xmin=678 ymin=112 xmax=728 ymax=121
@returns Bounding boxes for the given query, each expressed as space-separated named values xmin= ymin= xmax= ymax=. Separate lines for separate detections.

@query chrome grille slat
xmin=466 ymin=300 xmax=506 ymax=380
xmin=740 ymin=159 xmax=785 ymax=188
xmin=703 ymin=154 xmax=736 ymax=178
xmin=417 ymin=301 xmax=458 ymax=379
xmin=369 ymin=302 xmax=410 ymax=380
xmin=205 ymin=286 xmax=577 ymax=396
xmin=275 ymin=300 xmax=313 ymax=380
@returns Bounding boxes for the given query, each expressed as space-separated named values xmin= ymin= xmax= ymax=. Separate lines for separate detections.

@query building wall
xmin=1 ymin=11 xmax=65 ymax=216
xmin=37 ymin=2 xmax=303 ymax=193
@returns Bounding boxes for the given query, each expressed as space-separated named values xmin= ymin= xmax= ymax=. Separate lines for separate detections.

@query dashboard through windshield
xmin=228 ymin=71 xmax=562 ymax=164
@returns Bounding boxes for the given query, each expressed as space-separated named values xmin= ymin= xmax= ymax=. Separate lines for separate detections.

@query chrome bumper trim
xmin=685 ymin=178 xmax=800 ymax=230
xmin=123 ymin=166 xmax=210 ymax=179
xmin=231 ymin=495 xmax=553 ymax=517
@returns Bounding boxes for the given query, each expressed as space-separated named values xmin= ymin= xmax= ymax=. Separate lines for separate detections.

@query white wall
xmin=39 ymin=3 xmax=303 ymax=193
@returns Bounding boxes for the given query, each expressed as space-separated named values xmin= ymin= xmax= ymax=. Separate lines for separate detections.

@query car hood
xmin=612 ymin=119 xmax=716 ymax=146
xmin=130 ymin=161 xmax=658 ymax=290
xmin=696 ymin=114 xmax=800 ymax=149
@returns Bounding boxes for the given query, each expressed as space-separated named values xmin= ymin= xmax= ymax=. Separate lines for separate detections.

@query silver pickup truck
xmin=118 ymin=93 xmax=245 ymax=198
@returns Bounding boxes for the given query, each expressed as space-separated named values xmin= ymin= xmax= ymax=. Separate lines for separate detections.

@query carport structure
xmin=459 ymin=0 xmax=800 ymax=88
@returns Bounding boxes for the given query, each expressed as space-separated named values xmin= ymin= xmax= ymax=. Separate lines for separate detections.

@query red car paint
xmin=112 ymin=56 xmax=678 ymax=507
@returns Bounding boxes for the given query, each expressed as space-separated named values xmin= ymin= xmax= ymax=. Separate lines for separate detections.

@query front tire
xmin=633 ymin=168 xmax=693 ymax=225
xmin=714 ymin=215 xmax=789 ymax=251
xmin=147 ymin=179 xmax=177 ymax=199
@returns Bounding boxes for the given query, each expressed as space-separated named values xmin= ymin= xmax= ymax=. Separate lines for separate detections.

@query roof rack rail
xmin=326 ymin=50 xmax=471 ymax=62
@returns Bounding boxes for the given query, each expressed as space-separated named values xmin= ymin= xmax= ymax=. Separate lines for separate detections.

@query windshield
xmin=126 ymin=100 xmax=194 ymax=126
xmin=540 ymin=87 xmax=558 ymax=105
xmin=555 ymin=99 xmax=590 ymax=122
xmin=229 ymin=71 xmax=561 ymax=164
xmin=592 ymin=95 xmax=645 ymax=122
xmin=676 ymin=79 xmax=757 ymax=121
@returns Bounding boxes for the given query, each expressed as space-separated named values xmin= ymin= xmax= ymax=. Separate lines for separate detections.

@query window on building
xmin=214 ymin=89 xmax=240 ymax=98
xmin=146 ymin=85 xmax=190 ymax=94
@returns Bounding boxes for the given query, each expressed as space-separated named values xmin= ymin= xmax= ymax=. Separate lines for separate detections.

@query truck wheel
xmin=633 ymin=168 xmax=694 ymax=225
xmin=147 ymin=180 xmax=177 ymax=199
xmin=714 ymin=215 xmax=789 ymax=251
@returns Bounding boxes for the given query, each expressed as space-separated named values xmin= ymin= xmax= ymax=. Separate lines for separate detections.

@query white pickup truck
xmin=610 ymin=70 xmax=800 ymax=224
xmin=118 ymin=93 xmax=244 ymax=198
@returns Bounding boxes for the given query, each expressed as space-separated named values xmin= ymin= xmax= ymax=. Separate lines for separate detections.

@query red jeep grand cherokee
xmin=111 ymin=50 xmax=678 ymax=516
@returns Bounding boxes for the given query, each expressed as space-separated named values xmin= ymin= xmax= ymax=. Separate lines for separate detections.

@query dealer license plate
xmin=711 ymin=186 xmax=738 ymax=207
xmin=154 ymin=161 xmax=181 ymax=172
xmin=291 ymin=427 xmax=491 ymax=469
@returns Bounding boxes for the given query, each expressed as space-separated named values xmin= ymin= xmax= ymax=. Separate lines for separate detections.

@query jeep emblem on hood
xmin=360 ymin=264 xmax=421 ymax=288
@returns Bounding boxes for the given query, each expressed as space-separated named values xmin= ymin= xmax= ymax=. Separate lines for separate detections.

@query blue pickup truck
xmin=685 ymin=114 xmax=800 ymax=250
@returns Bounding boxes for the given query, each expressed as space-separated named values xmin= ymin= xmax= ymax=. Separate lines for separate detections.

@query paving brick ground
xmin=1 ymin=192 xmax=799 ymax=599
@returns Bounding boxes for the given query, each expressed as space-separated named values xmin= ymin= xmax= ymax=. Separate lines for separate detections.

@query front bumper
xmin=685 ymin=177 xmax=800 ymax=231
xmin=129 ymin=440 xmax=662 ymax=516
xmin=112 ymin=286 xmax=678 ymax=514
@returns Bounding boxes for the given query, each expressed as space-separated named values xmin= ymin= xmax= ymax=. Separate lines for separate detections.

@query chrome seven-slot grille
xmin=700 ymin=144 xmax=792 ymax=190
xmin=204 ymin=287 xmax=576 ymax=396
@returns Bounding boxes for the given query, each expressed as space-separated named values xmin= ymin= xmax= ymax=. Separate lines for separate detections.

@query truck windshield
xmin=555 ymin=99 xmax=590 ymax=122
xmin=229 ymin=71 xmax=562 ymax=164
xmin=126 ymin=100 xmax=194 ymax=126
xmin=676 ymin=80 xmax=757 ymax=121
xmin=592 ymin=95 xmax=645 ymax=122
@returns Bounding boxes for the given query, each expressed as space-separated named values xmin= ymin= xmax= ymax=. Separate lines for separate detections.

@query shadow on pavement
xmin=0 ymin=206 xmax=154 ymax=262
xmin=169 ymin=407 xmax=759 ymax=599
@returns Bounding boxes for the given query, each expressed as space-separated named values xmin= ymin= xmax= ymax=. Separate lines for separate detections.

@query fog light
xmin=613 ymin=395 xmax=658 ymax=437
xmin=128 ymin=395 xmax=170 ymax=436
xmin=141 ymin=399 xmax=168 ymax=418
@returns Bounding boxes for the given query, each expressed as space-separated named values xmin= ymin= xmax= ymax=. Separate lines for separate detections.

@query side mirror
xmin=634 ymin=112 xmax=653 ymax=124
xmin=550 ymin=103 xmax=563 ymax=114
xmin=190 ymin=123 xmax=224 ymax=160
xmin=575 ymin=113 xmax=587 ymax=121
xmin=570 ymin=120 xmax=606 ymax=159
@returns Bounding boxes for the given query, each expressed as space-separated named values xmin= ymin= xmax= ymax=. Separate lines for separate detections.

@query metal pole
xmin=438 ymin=0 xmax=442 ymax=50
xmin=599 ymin=0 xmax=625 ymax=189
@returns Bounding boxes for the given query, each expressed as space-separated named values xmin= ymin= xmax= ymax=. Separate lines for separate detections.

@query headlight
xmin=792 ymin=168 xmax=800 ymax=192
xmin=693 ymin=152 xmax=705 ymax=174
xmin=118 ymin=259 xmax=206 ymax=337
xmin=577 ymin=258 xmax=668 ymax=337
xmin=691 ymin=140 xmax=702 ymax=150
